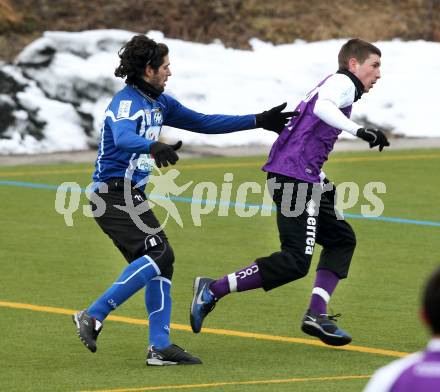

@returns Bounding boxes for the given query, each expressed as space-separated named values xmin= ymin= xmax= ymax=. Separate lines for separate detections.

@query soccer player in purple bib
xmin=363 ymin=267 xmax=440 ymax=391
xmin=190 ymin=38 xmax=390 ymax=347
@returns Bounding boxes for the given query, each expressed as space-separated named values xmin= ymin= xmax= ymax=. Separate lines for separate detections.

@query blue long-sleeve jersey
xmin=93 ymin=84 xmax=256 ymax=187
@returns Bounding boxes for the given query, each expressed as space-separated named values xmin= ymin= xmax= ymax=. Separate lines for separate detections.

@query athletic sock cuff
xmin=312 ymin=287 xmax=330 ymax=303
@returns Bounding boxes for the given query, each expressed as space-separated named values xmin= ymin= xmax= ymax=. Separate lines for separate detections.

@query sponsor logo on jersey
xmin=153 ymin=109 xmax=163 ymax=124
xmin=145 ymin=110 xmax=152 ymax=126
xmin=117 ymin=100 xmax=132 ymax=118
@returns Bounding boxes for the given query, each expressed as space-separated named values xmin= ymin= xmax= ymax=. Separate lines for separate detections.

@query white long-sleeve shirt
xmin=313 ymin=73 xmax=361 ymax=135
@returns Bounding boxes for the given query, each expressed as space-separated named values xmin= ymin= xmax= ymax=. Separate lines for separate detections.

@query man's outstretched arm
xmin=162 ymin=95 xmax=296 ymax=134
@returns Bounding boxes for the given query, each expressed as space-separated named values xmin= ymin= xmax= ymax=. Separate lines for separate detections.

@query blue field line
xmin=343 ymin=213 xmax=440 ymax=227
xmin=1 ymin=179 xmax=440 ymax=228
xmin=0 ymin=180 xmax=62 ymax=190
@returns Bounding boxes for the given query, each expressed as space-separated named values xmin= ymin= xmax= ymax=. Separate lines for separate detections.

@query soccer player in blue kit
xmin=190 ymin=39 xmax=390 ymax=347
xmin=72 ymin=34 xmax=295 ymax=365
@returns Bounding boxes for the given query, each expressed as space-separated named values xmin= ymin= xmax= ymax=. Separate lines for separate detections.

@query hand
xmin=256 ymin=102 xmax=299 ymax=134
xmin=149 ymin=141 xmax=182 ymax=168
xmin=356 ymin=128 xmax=390 ymax=151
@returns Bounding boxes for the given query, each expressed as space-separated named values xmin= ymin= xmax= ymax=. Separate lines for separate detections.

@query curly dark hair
xmin=114 ymin=35 xmax=169 ymax=82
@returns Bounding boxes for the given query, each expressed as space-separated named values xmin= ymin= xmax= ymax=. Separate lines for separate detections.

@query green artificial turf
xmin=0 ymin=148 xmax=438 ymax=391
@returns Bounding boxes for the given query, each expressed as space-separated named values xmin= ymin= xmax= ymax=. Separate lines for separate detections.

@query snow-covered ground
xmin=0 ymin=29 xmax=439 ymax=155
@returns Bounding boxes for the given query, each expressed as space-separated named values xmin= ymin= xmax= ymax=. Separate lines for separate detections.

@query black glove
xmin=256 ymin=102 xmax=299 ymax=134
xmin=356 ymin=128 xmax=390 ymax=152
xmin=149 ymin=141 xmax=182 ymax=168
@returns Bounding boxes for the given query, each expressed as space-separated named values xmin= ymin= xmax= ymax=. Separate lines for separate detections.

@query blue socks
xmin=88 ymin=255 xmax=160 ymax=321
xmin=146 ymin=276 xmax=172 ymax=349
xmin=87 ymin=255 xmax=173 ymax=350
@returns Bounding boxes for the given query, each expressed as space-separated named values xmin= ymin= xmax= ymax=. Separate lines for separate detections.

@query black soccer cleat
xmin=146 ymin=344 xmax=202 ymax=366
xmin=301 ymin=309 xmax=352 ymax=346
xmin=190 ymin=277 xmax=216 ymax=333
xmin=72 ymin=310 xmax=102 ymax=353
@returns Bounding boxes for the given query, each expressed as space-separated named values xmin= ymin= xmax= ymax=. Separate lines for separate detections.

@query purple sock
xmin=309 ymin=269 xmax=340 ymax=315
xmin=209 ymin=276 xmax=229 ymax=299
xmin=210 ymin=262 xmax=263 ymax=300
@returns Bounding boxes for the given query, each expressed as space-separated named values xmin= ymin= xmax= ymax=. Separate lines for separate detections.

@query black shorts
xmin=89 ymin=178 xmax=169 ymax=264
xmin=256 ymin=172 xmax=357 ymax=291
